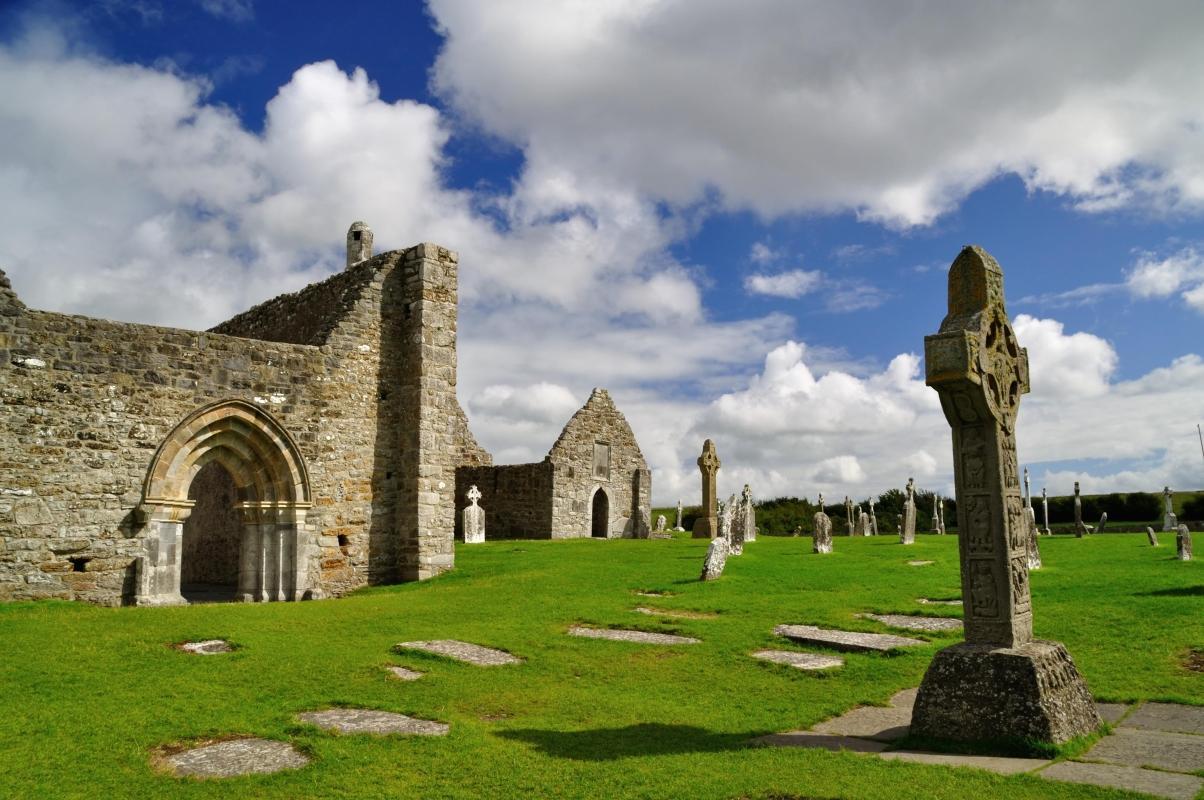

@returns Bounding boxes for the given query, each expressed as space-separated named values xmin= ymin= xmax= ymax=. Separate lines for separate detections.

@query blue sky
xmin=2 ymin=0 xmax=1203 ymax=504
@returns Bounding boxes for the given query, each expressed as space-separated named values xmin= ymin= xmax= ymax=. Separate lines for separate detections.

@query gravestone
xmin=655 ymin=514 xmax=666 ymax=533
xmin=692 ymin=440 xmax=721 ymax=539
xmin=932 ymin=494 xmax=942 ymax=533
xmin=1097 ymin=512 xmax=1107 ymax=534
xmin=674 ymin=499 xmax=684 ymax=531
xmin=869 ymin=498 xmax=879 ymax=535
xmin=1178 ymin=525 xmax=1193 ymax=561
xmin=845 ymin=496 xmax=855 ymax=536
xmin=723 ymin=495 xmax=742 ymax=555
xmin=857 ymin=508 xmax=871 ymax=537
xmin=1146 ymin=527 xmax=1159 ymax=546
xmin=912 ymin=245 xmax=1100 ymax=746
xmin=1042 ymin=487 xmax=1051 ymax=535
xmin=463 ymin=485 xmax=485 ymax=544
xmin=1025 ymin=506 xmax=1042 ymax=570
xmin=1073 ymin=482 xmax=1087 ymax=537
xmin=1024 ymin=467 xmax=1032 ymax=510
xmin=742 ymin=484 xmax=757 ymax=542
xmin=1163 ymin=487 xmax=1178 ymax=531
xmin=700 ymin=536 xmax=730 ymax=580
xmin=937 ymin=497 xmax=946 ymax=534
xmin=900 ymin=478 xmax=916 ymax=545
xmin=813 ymin=493 xmax=833 ymax=553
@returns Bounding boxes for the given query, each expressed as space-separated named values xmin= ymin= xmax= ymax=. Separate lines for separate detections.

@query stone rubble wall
xmin=455 ymin=462 xmax=553 ymax=539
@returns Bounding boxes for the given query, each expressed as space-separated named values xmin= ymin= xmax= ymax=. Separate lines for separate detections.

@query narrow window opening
xmin=69 ymin=557 xmax=91 ymax=572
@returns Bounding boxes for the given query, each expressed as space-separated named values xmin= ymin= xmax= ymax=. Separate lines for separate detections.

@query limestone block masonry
xmin=0 ymin=233 xmax=491 ymax=605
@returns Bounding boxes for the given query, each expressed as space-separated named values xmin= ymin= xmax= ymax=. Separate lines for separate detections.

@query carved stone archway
xmin=133 ymin=400 xmax=313 ymax=606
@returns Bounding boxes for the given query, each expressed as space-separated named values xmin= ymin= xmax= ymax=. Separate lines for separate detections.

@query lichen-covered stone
xmin=700 ymin=536 xmax=729 ymax=581
xmin=1178 ymin=524 xmax=1193 ymax=561
xmin=813 ymin=510 xmax=833 ymax=554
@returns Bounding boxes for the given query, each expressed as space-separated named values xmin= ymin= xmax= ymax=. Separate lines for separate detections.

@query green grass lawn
xmin=0 ymin=534 xmax=1200 ymax=799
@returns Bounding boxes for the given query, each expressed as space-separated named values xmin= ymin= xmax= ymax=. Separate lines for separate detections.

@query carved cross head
xmin=742 ymin=484 xmax=752 ymax=502
xmin=697 ymin=439 xmax=721 ymax=473
xmin=467 ymin=484 xmax=482 ymax=505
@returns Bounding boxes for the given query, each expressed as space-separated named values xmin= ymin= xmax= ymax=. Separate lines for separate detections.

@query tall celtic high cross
xmin=692 ymin=439 xmax=721 ymax=538
xmin=924 ymin=245 xmax=1032 ymax=648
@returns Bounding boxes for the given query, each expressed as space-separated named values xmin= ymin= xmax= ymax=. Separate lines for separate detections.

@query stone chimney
xmin=346 ymin=221 xmax=373 ymax=269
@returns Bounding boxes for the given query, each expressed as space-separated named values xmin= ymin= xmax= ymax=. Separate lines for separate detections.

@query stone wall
xmin=455 ymin=462 xmax=553 ymax=539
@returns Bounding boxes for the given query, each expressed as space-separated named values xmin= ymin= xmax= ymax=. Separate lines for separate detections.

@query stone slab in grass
xmin=1040 ymin=761 xmax=1203 ymax=800
xmin=907 ymin=560 xmax=935 ymax=566
xmin=386 ymin=666 xmax=424 ymax=681
xmin=297 ymin=709 xmax=448 ymax=736
xmin=754 ymin=731 xmax=889 ymax=753
xmin=176 ymin=639 xmax=232 ymax=655
xmin=567 ymin=625 xmax=700 ymax=645
xmin=812 ymin=704 xmax=911 ymax=741
xmin=161 ymin=738 xmax=309 ymax=778
xmin=858 ymin=613 xmax=962 ymax=633
xmin=751 ymin=650 xmax=844 ymax=671
xmin=634 ymin=606 xmax=716 ymax=620
xmin=880 ymin=750 xmax=1050 ymax=775
xmin=1121 ymin=702 xmax=1204 ymax=735
xmin=1082 ymin=727 xmax=1204 ymax=773
xmin=395 ymin=640 xmax=521 ymax=666
xmin=773 ymin=624 xmax=925 ymax=652
xmin=1095 ymin=702 xmax=1129 ymax=724
xmin=916 ymin=598 xmax=962 ymax=606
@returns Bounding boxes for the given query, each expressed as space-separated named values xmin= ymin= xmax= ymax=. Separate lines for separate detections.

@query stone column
xmin=133 ymin=501 xmax=192 ymax=607
xmin=237 ymin=515 xmax=264 ymax=602
xmin=912 ymin=245 xmax=1099 ymax=746
xmin=691 ymin=440 xmax=721 ymax=539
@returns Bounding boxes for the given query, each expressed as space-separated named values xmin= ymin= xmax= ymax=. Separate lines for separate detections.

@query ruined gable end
xmin=0 ymin=268 xmax=25 ymax=314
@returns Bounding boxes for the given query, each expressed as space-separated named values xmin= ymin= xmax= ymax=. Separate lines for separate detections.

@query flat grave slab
xmin=386 ymin=666 xmax=423 ymax=681
xmin=754 ymin=731 xmax=889 ymax=753
xmin=1041 ymin=761 xmax=1203 ymax=800
xmin=1094 ymin=702 xmax=1129 ymax=724
xmin=567 ymin=626 xmax=700 ymax=645
xmin=773 ymin=624 xmax=925 ymax=653
xmin=751 ymin=650 xmax=844 ymax=671
xmin=176 ymin=639 xmax=232 ymax=655
xmin=161 ymin=738 xmax=309 ymax=778
xmin=297 ymin=709 xmax=448 ymax=736
xmin=395 ymin=640 xmax=522 ymax=666
xmin=880 ymin=750 xmax=1050 ymax=775
xmin=907 ymin=560 xmax=934 ymax=567
xmin=634 ymin=606 xmax=716 ymax=619
xmin=1121 ymin=702 xmax=1204 ymax=735
xmin=812 ymin=704 xmax=910 ymax=741
xmin=1082 ymin=727 xmax=1204 ymax=773
xmin=858 ymin=613 xmax=962 ymax=633
xmin=916 ymin=598 xmax=962 ymax=606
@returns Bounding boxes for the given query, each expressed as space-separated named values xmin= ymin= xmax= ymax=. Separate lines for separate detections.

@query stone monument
xmin=655 ymin=515 xmax=666 ymax=534
xmin=1097 ymin=512 xmax=1107 ymax=534
xmin=900 ymin=478 xmax=916 ymax=544
xmin=741 ymin=485 xmax=757 ymax=542
xmin=674 ymin=500 xmax=684 ymax=531
xmin=692 ymin=440 xmax=721 ymax=539
xmin=1073 ymin=481 xmax=1087 ymax=537
xmin=700 ymin=536 xmax=730 ymax=580
xmin=856 ymin=507 xmax=871 ymax=537
xmin=1023 ymin=467 xmax=1031 ymax=510
xmin=911 ymin=245 xmax=1100 ymax=746
xmin=869 ymin=498 xmax=879 ymax=535
xmin=937 ymin=497 xmax=946 ymax=534
xmin=1041 ymin=487 xmax=1051 ymax=535
xmin=932 ymin=494 xmax=941 ymax=533
xmin=844 ymin=496 xmax=855 ymax=536
xmin=724 ymin=494 xmax=742 ymax=555
xmin=1163 ymin=487 xmax=1177 ymax=531
xmin=463 ymin=485 xmax=485 ymax=544
xmin=1025 ymin=505 xmax=1042 ymax=570
xmin=1178 ymin=524 xmax=1193 ymax=561
xmin=1146 ymin=527 xmax=1159 ymax=546
xmin=813 ymin=493 xmax=833 ymax=554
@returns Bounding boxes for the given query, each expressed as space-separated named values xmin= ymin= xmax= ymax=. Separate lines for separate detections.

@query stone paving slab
xmin=916 ymin=598 xmax=962 ymax=606
xmin=907 ymin=560 xmax=934 ymax=566
xmin=386 ymin=666 xmax=424 ymax=681
xmin=395 ymin=640 xmax=522 ymax=666
xmin=751 ymin=650 xmax=844 ymax=671
xmin=297 ymin=709 xmax=449 ymax=736
xmin=754 ymin=731 xmax=889 ymax=753
xmin=890 ymin=688 xmax=918 ymax=709
xmin=773 ymin=624 xmax=925 ymax=652
xmin=1082 ymin=727 xmax=1204 ymax=773
xmin=1094 ymin=702 xmax=1129 ymax=724
xmin=161 ymin=738 xmax=309 ymax=778
xmin=880 ymin=750 xmax=1050 ymax=775
xmin=1040 ymin=761 xmax=1204 ymax=800
xmin=1121 ymin=702 xmax=1204 ymax=735
xmin=634 ymin=606 xmax=717 ymax=620
xmin=176 ymin=639 xmax=232 ymax=655
xmin=567 ymin=626 xmax=700 ymax=645
xmin=857 ymin=613 xmax=962 ymax=633
xmin=812 ymin=704 xmax=911 ymax=741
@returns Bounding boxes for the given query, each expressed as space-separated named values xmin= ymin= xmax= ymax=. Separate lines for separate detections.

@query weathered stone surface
xmin=692 ymin=440 xmax=720 ymax=539
xmin=914 ymin=246 xmax=1099 ymax=746
xmin=907 ymin=560 xmax=934 ymax=566
xmin=858 ymin=613 xmax=962 ymax=633
xmin=1147 ymin=526 xmax=1160 ymax=546
xmin=911 ymin=640 xmax=1101 ymax=745
xmin=1082 ymin=727 xmax=1204 ymax=773
xmin=856 ymin=509 xmax=871 ymax=537
xmin=813 ymin=494 xmax=833 ymax=553
xmin=900 ymin=477 xmax=916 ymax=544
xmin=160 ymin=738 xmax=309 ymax=778
xmin=751 ymin=650 xmax=844 ymax=670
xmin=567 ymin=626 xmax=700 ymax=645
xmin=298 ymin=708 xmax=448 ymax=736
xmin=1097 ymin=511 xmax=1108 ymax=533
xmin=386 ymin=665 xmax=424 ymax=681
xmin=881 ymin=750 xmax=1050 ymax=775
xmin=700 ymin=536 xmax=729 ymax=580
xmin=1024 ymin=506 xmax=1042 ymax=569
xmin=1041 ymin=487 xmax=1051 ymax=534
xmin=1094 ymin=702 xmax=1129 ymax=723
xmin=741 ymin=484 xmax=756 ymax=542
xmin=773 ymin=624 xmax=924 ymax=652
xmin=813 ymin=704 xmax=911 ymax=741
xmin=395 ymin=639 xmax=522 ymax=666
xmin=462 ymin=485 xmax=485 ymax=544
xmin=1041 ymin=761 xmax=1203 ymax=800
xmin=655 ymin=514 xmax=666 ymax=533
xmin=673 ymin=500 xmax=684 ymax=531
xmin=1073 ymin=481 xmax=1087 ymax=537
xmin=1121 ymin=702 xmax=1204 ymax=735
xmin=177 ymin=639 xmax=233 ymax=655
xmin=1163 ymin=486 xmax=1178 ymax=531
xmin=1177 ymin=524 xmax=1192 ymax=560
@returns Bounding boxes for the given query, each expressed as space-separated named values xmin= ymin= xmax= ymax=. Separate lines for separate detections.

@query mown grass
xmin=0 ymin=534 xmax=1199 ymax=799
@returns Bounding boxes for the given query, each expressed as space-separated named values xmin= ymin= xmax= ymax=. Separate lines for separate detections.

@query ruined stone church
xmin=0 ymin=223 xmax=651 ymax=606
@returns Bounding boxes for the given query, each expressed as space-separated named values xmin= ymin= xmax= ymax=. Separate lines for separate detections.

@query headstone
xmin=742 ymin=484 xmax=757 ymax=542
xmin=1163 ymin=486 xmax=1177 ymax=531
xmin=932 ymin=494 xmax=942 ymax=533
xmin=1097 ymin=512 xmax=1107 ymax=534
xmin=674 ymin=499 xmax=684 ymax=531
xmin=900 ymin=478 xmax=916 ymax=545
xmin=1025 ymin=507 xmax=1042 ymax=570
xmin=937 ymin=497 xmax=946 ymax=534
xmin=463 ymin=485 xmax=485 ymax=543
xmin=1146 ymin=527 xmax=1159 ymax=546
xmin=655 ymin=514 xmax=666 ymax=533
xmin=1073 ymin=481 xmax=1087 ymax=537
xmin=1178 ymin=524 xmax=1193 ymax=561
xmin=692 ymin=440 xmax=721 ymax=539
xmin=1024 ymin=467 xmax=1032 ymax=510
xmin=723 ymin=494 xmax=742 ymax=555
xmin=1042 ymin=487 xmax=1051 ymax=535
xmin=813 ymin=493 xmax=833 ymax=553
xmin=857 ymin=508 xmax=871 ymax=537
xmin=912 ymin=245 xmax=1100 ymax=746
xmin=869 ymin=498 xmax=879 ymax=535
xmin=844 ymin=496 xmax=855 ymax=536
xmin=700 ymin=536 xmax=730 ymax=580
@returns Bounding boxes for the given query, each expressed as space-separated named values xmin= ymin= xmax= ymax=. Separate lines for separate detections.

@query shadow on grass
xmin=496 ymin=723 xmax=754 ymax=760
xmin=1133 ymin=585 xmax=1204 ymax=597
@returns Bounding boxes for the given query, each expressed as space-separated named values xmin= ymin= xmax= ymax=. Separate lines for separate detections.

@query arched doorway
xmin=133 ymin=400 xmax=312 ymax=606
xmin=591 ymin=488 xmax=609 ymax=538
xmin=180 ymin=462 xmax=242 ymax=603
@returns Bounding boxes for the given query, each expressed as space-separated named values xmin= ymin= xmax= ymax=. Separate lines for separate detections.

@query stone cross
xmin=1163 ymin=486 xmax=1178 ymax=531
xmin=692 ymin=439 xmax=721 ymax=539
xmin=463 ymin=485 xmax=485 ymax=544
xmin=900 ymin=478 xmax=916 ymax=544
xmin=844 ymin=495 xmax=854 ymax=536
xmin=869 ymin=498 xmax=878 ymax=535
xmin=1178 ymin=524 xmax=1193 ymax=561
xmin=674 ymin=500 xmax=683 ymax=531
xmin=937 ymin=497 xmax=946 ymax=534
xmin=1041 ymin=487 xmax=1050 ymax=535
xmin=1023 ymin=467 xmax=1031 ymax=509
xmin=913 ymin=245 xmax=1098 ymax=746
xmin=813 ymin=493 xmax=833 ymax=554
xmin=1073 ymin=481 xmax=1086 ymax=537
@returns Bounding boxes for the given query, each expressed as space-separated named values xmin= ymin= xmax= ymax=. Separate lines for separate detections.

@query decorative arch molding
xmin=134 ymin=400 xmax=316 ymax=606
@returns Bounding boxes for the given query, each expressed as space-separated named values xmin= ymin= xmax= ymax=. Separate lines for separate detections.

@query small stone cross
xmin=467 ymin=485 xmax=482 ymax=505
